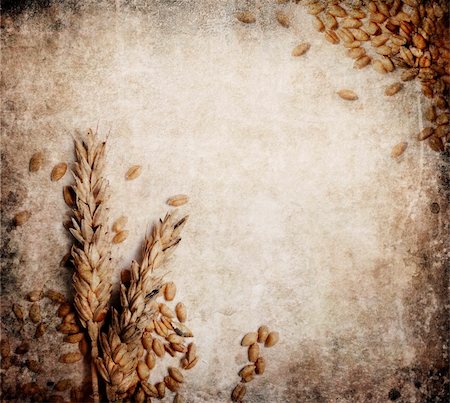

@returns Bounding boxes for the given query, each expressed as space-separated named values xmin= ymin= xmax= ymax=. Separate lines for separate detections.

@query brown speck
xmin=388 ymin=388 xmax=401 ymax=401
xmin=430 ymin=202 xmax=440 ymax=214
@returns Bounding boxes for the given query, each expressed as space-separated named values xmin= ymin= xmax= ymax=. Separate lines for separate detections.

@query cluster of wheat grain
xmin=96 ymin=214 xmax=187 ymax=401
xmin=67 ymin=130 xmax=188 ymax=402
xmin=70 ymin=129 xmax=112 ymax=402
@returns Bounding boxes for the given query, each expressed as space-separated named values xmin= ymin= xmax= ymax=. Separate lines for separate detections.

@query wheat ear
xmin=70 ymin=129 xmax=112 ymax=403
xmin=96 ymin=213 xmax=188 ymax=401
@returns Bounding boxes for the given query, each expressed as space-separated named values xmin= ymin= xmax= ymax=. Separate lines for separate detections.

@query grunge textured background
xmin=1 ymin=0 xmax=448 ymax=401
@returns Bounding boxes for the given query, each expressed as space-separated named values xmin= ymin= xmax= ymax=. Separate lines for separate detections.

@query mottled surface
xmin=1 ymin=1 xmax=448 ymax=402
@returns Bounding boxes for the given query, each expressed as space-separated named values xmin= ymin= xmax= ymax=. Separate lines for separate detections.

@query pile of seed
xmin=236 ymin=1 xmax=449 ymax=154
xmin=231 ymin=326 xmax=279 ymax=402
xmin=128 ymin=279 xmax=197 ymax=403
xmin=306 ymin=0 xmax=449 ymax=152
xmin=1 ymin=289 xmax=91 ymax=402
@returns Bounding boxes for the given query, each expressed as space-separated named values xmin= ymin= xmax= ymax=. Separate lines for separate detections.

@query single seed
xmin=354 ymin=55 xmax=371 ymax=69
xmin=257 ymin=325 xmax=269 ymax=343
xmin=171 ymin=343 xmax=187 ymax=353
xmin=165 ymin=344 xmax=177 ymax=358
xmin=0 ymin=338 xmax=10 ymax=359
xmin=248 ymin=343 xmax=260 ymax=362
xmin=145 ymin=320 xmax=155 ymax=332
xmin=172 ymin=321 xmax=193 ymax=337
xmin=12 ymin=303 xmax=24 ymax=321
xmin=391 ymin=142 xmax=408 ymax=159
xmin=145 ymin=351 xmax=156 ymax=369
xmin=164 ymin=376 xmax=181 ymax=392
xmin=153 ymin=338 xmax=165 ymax=358
xmin=142 ymin=331 xmax=153 ymax=350
xmin=167 ymin=333 xmax=184 ymax=344
xmin=27 ymin=290 xmax=43 ymax=302
xmin=63 ymin=313 xmax=77 ymax=323
xmin=34 ymin=322 xmax=47 ymax=338
xmin=112 ymin=215 xmax=128 ymax=232
xmin=428 ymin=136 xmax=444 ymax=152
xmin=14 ymin=211 xmax=31 ymax=226
xmin=322 ymin=13 xmax=338 ymax=30
xmin=312 ymin=16 xmax=324 ymax=32
xmin=239 ymin=364 xmax=256 ymax=379
xmin=29 ymin=303 xmax=41 ymax=323
xmin=59 ymin=352 xmax=82 ymax=364
xmin=292 ymin=43 xmax=311 ymax=57
xmin=380 ymin=56 xmax=394 ymax=72
xmin=324 ymin=30 xmax=340 ymax=44
xmin=276 ymin=11 xmax=290 ymax=28
xmin=112 ymin=230 xmax=128 ymax=244
xmin=46 ymin=290 xmax=66 ymax=303
xmin=175 ymin=302 xmax=187 ymax=322
xmin=57 ymin=303 xmax=72 ymax=317
xmin=418 ymin=128 xmax=434 ymax=141
xmin=29 ymin=152 xmax=44 ymax=172
xmin=265 ymin=331 xmax=279 ymax=347
xmin=15 ymin=342 xmax=30 ymax=355
xmin=185 ymin=356 xmax=199 ymax=369
xmin=255 ymin=357 xmax=266 ymax=375
xmin=63 ymin=333 xmax=84 ymax=343
xmin=187 ymin=342 xmax=197 ymax=362
xmin=125 ymin=165 xmax=142 ymax=180
xmin=156 ymin=382 xmax=166 ymax=399
xmin=180 ymin=357 xmax=189 ymax=369
xmin=161 ymin=315 xmax=174 ymax=331
xmin=241 ymin=332 xmax=258 ymax=346
xmin=384 ymin=83 xmax=403 ymax=96
xmin=137 ymin=361 xmax=151 ymax=381
xmin=55 ymin=379 xmax=72 ymax=392
xmin=401 ymin=68 xmax=418 ymax=81
xmin=174 ymin=394 xmax=184 ymax=403
xmin=341 ymin=17 xmax=362 ymax=28
xmin=51 ymin=163 xmax=67 ymax=181
xmin=57 ymin=323 xmax=80 ymax=334
xmin=307 ymin=3 xmax=325 ymax=15
xmin=78 ymin=338 xmax=88 ymax=355
xmin=337 ymin=89 xmax=358 ymax=101
xmin=159 ymin=303 xmax=174 ymax=318
xmin=348 ymin=8 xmax=366 ymax=19
xmin=167 ymin=194 xmax=189 ymax=207
xmin=347 ymin=47 xmax=365 ymax=59
xmin=231 ymin=383 xmax=247 ymax=402
xmin=63 ymin=186 xmax=76 ymax=208
xmin=373 ymin=60 xmax=386 ymax=74
xmin=141 ymin=381 xmax=158 ymax=398
xmin=26 ymin=359 xmax=42 ymax=373
xmin=371 ymin=34 xmax=389 ymax=47
xmin=350 ymin=28 xmax=369 ymax=41
xmin=164 ymin=282 xmax=176 ymax=301
xmin=236 ymin=11 xmax=256 ymax=24
xmin=168 ymin=367 xmax=184 ymax=383
xmin=328 ymin=4 xmax=346 ymax=18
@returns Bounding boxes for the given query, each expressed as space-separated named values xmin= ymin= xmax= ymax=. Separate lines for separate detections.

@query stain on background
xmin=1 ymin=0 xmax=448 ymax=401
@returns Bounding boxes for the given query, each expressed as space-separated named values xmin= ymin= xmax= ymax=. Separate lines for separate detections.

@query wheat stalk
xmin=96 ymin=213 xmax=188 ymax=401
xmin=70 ymin=129 xmax=112 ymax=403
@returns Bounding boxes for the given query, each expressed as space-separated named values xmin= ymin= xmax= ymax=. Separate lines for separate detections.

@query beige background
xmin=1 ymin=1 xmax=448 ymax=402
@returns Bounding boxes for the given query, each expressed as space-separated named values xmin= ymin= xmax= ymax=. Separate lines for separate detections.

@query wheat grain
xmin=29 ymin=152 xmax=44 ymax=172
xmin=51 ymin=162 xmax=67 ymax=181
xmin=96 ymin=213 xmax=187 ymax=400
xmin=69 ymin=129 xmax=112 ymax=402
